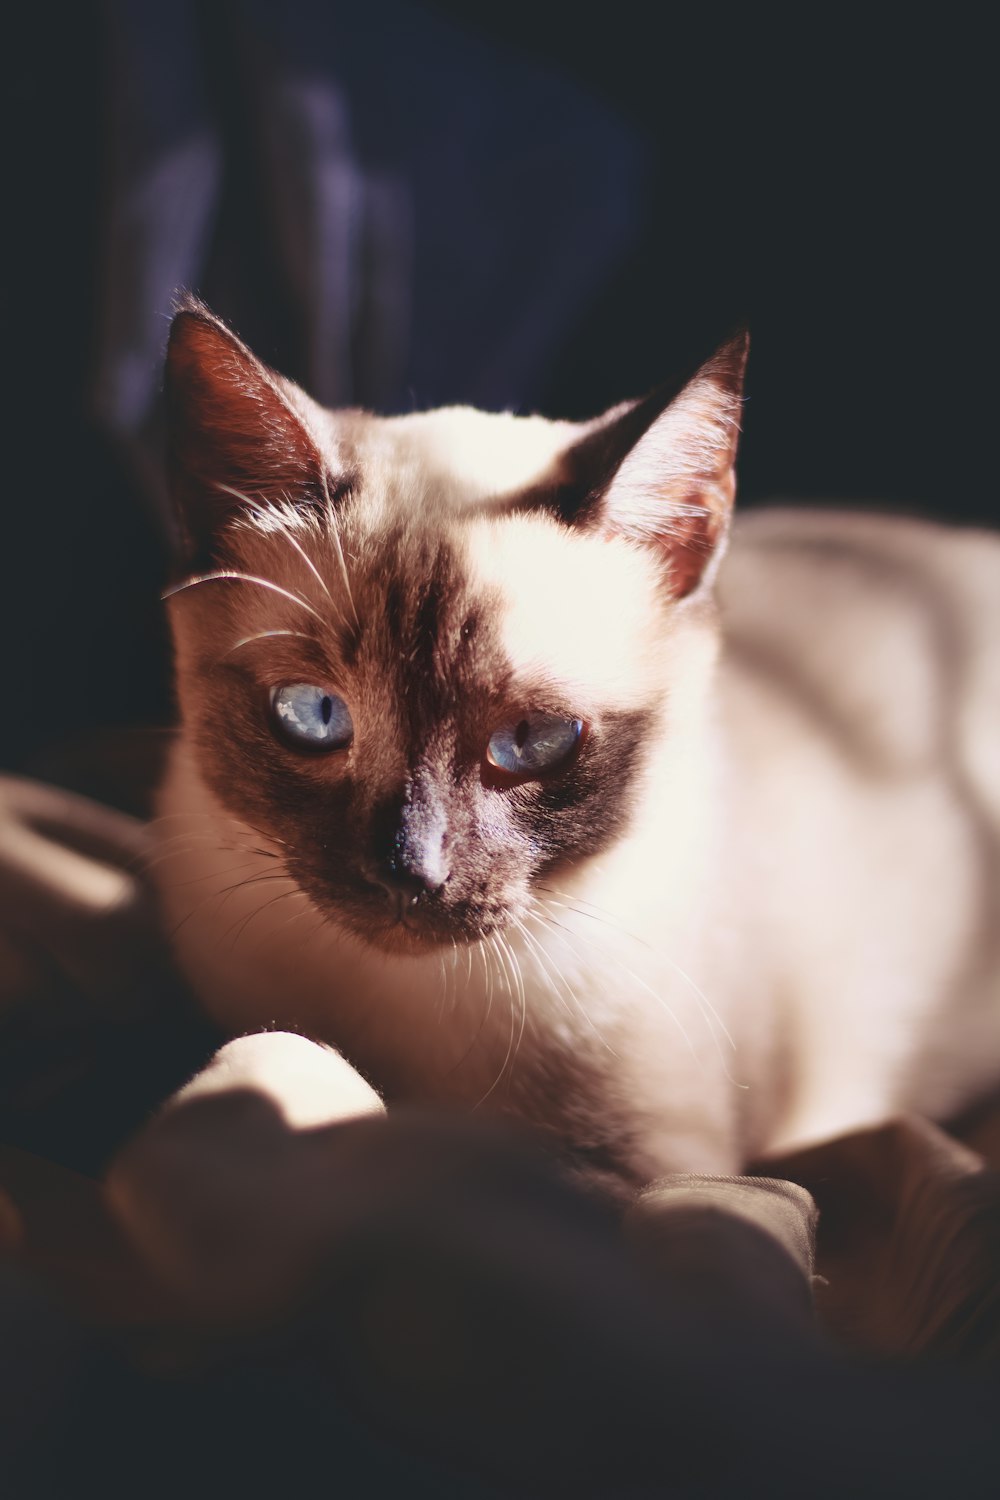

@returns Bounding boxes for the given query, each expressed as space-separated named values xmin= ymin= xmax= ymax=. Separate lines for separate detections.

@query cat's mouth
xmin=328 ymin=911 xmax=473 ymax=958
xmin=356 ymin=904 xmax=508 ymax=955
xmin=331 ymin=896 xmax=507 ymax=956
xmin=290 ymin=861 xmax=511 ymax=954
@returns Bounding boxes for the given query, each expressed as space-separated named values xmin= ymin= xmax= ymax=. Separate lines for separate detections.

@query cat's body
xmin=154 ymin=303 xmax=1000 ymax=1184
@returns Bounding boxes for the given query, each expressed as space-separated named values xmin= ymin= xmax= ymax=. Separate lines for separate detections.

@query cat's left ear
xmin=560 ymin=332 xmax=748 ymax=598
xmin=165 ymin=298 xmax=330 ymax=565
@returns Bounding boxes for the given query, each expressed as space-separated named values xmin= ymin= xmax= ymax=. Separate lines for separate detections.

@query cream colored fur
xmin=155 ymin=401 xmax=1000 ymax=1181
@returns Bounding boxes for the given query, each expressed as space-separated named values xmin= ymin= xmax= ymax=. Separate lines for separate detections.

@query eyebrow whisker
xmin=219 ymin=483 xmax=342 ymax=617
xmin=162 ymin=570 xmax=324 ymax=622
xmin=319 ymin=470 xmax=361 ymax=630
xmin=222 ymin=628 xmax=315 ymax=658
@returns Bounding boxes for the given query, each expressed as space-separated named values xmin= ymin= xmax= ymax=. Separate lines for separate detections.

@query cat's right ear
xmin=165 ymin=299 xmax=327 ymax=565
xmin=551 ymin=332 xmax=748 ymax=599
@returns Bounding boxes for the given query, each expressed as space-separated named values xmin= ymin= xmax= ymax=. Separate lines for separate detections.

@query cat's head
xmin=163 ymin=299 xmax=746 ymax=953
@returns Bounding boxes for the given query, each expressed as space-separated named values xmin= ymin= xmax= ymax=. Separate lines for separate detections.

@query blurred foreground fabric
xmin=1 ymin=765 xmax=999 ymax=1497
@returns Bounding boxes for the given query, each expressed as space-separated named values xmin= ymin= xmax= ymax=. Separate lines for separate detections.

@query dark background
xmin=2 ymin=3 xmax=993 ymax=773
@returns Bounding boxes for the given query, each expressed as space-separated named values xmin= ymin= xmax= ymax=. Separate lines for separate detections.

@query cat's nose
xmin=363 ymin=860 xmax=448 ymax=916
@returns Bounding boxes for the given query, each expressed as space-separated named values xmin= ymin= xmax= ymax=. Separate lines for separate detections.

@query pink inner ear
xmin=166 ymin=307 xmax=325 ymax=561
xmin=597 ymin=342 xmax=747 ymax=598
xmin=601 ymin=473 xmax=734 ymax=599
xmin=662 ymin=474 xmax=736 ymax=600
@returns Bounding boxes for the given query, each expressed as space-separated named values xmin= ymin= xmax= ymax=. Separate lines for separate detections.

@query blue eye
xmin=486 ymin=712 xmax=583 ymax=777
xmin=270 ymin=684 xmax=354 ymax=750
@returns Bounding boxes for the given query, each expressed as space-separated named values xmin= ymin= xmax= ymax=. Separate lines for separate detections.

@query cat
xmin=153 ymin=296 xmax=1000 ymax=1187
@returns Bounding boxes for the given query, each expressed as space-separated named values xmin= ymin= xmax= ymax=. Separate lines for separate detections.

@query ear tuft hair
xmin=557 ymin=331 xmax=749 ymax=598
xmin=165 ymin=300 xmax=326 ymax=566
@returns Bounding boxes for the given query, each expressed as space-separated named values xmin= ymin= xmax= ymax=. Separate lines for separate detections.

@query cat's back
xmin=716 ymin=506 xmax=1000 ymax=1144
xmin=718 ymin=506 xmax=1000 ymax=815
xmin=723 ymin=504 xmax=1000 ymax=622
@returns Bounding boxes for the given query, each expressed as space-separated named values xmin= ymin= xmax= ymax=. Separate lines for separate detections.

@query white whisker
xmin=474 ymin=934 xmax=514 ymax=1108
xmin=320 ymin=471 xmax=360 ymax=629
xmin=499 ymin=930 xmax=528 ymax=1072
xmin=223 ymin=628 xmax=314 ymax=657
xmin=162 ymin=570 xmax=324 ymax=623
xmin=218 ymin=483 xmax=339 ymax=614
xmin=537 ymin=885 xmax=739 ymax=1064
xmin=517 ymin=906 xmax=618 ymax=1057
xmin=535 ymin=896 xmax=704 ymax=1071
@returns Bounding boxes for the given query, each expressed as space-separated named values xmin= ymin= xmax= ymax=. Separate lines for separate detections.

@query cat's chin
xmin=361 ymin=922 xmax=450 ymax=957
xmin=340 ymin=912 xmax=483 ymax=959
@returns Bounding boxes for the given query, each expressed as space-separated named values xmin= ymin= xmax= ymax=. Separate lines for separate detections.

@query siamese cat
xmin=154 ymin=298 xmax=1000 ymax=1186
